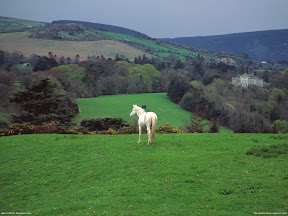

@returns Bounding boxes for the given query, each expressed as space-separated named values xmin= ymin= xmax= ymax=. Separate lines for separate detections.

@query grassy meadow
xmin=76 ymin=93 xmax=231 ymax=132
xmin=76 ymin=93 xmax=189 ymax=129
xmin=0 ymin=31 xmax=148 ymax=61
xmin=0 ymin=133 xmax=287 ymax=215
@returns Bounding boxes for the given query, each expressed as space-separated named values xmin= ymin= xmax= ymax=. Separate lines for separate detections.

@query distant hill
xmin=0 ymin=31 xmax=149 ymax=60
xmin=0 ymin=17 xmax=202 ymax=62
xmin=0 ymin=17 xmax=202 ymax=63
xmin=29 ymin=23 xmax=110 ymax=41
xmin=0 ymin=16 xmax=47 ymax=32
xmin=161 ymin=29 xmax=288 ymax=61
xmin=52 ymin=20 xmax=149 ymax=39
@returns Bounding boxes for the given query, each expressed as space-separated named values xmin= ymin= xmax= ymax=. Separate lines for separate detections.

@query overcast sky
xmin=1 ymin=0 xmax=288 ymax=38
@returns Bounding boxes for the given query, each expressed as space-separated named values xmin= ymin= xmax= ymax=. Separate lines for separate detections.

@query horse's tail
xmin=151 ymin=114 xmax=157 ymax=140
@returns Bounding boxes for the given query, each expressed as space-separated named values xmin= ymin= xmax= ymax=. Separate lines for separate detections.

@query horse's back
xmin=147 ymin=112 xmax=158 ymax=123
xmin=139 ymin=112 xmax=157 ymax=127
xmin=147 ymin=111 xmax=157 ymax=117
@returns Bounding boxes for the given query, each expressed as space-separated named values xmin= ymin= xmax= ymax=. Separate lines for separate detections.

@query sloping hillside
xmin=0 ymin=17 xmax=195 ymax=61
xmin=0 ymin=22 xmax=200 ymax=62
xmin=76 ymin=93 xmax=232 ymax=132
xmin=76 ymin=93 xmax=191 ymax=129
xmin=0 ymin=31 xmax=149 ymax=60
xmin=0 ymin=16 xmax=47 ymax=32
xmin=161 ymin=29 xmax=288 ymax=61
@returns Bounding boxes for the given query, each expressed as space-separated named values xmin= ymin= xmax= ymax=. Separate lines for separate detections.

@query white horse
xmin=130 ymin=104 xmax=158 ymax=144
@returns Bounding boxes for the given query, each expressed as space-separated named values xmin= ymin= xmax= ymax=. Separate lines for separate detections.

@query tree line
xmin=0 ymin=49 xmax=288 ymax=133
xmin=167 ymin=71 xmax=288 ymax=133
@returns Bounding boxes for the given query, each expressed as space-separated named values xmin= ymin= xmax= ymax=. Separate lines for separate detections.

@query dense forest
xmin=0 ymin=49 xmax=288 ymax=133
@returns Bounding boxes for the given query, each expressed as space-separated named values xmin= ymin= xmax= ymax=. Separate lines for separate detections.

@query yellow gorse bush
xmin=157 ymin=123 xmax=183 ymax=134
xmin=0 ymin=123 xmax=36 ymax=136
xmin=98 ymin=128 xmax=117 ymax=135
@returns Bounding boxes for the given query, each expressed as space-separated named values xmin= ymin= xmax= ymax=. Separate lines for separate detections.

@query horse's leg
xmin=147 ymin=126 xmax=151 ymax=144
xmin=138 ymin=126 xmax=141 ymax=144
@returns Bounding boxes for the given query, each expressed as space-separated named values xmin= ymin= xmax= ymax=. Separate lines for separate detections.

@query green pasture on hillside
xmin=0 ymin=17 xmax=46 ymax=31
xmin=99 ymin=31 xmax=197 ymax=61
xmin=0 ymin=133 xmax=287 ymax=215
xmin=100 ymin=31 xmax=171 ymax=52
xmin=76 ymin=93 xmax=188 ymax=128
xmin=76 ymin=93 xmax=231 ymax=132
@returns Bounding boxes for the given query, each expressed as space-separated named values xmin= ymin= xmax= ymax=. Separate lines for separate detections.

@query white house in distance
xmin=232 ymin=73 xmax=269 ymax=88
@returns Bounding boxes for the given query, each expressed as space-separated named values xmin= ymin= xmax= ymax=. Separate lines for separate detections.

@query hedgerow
xmin=0 ymin=122 xmax=184 ymax=137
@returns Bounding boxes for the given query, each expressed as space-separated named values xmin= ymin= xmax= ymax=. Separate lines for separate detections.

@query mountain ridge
xmin=1 ymin=16 xmax=287 ymax=61
xmin=160 ymin=29 xmax=288 ymax=61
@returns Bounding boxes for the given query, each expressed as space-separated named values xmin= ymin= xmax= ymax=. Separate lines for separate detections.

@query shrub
xmin=0 ymin=120 xmax=8 ymax=129
xmin=185 ymin=113 xmax=209 ymax=133
xmin=1 ymin=123 xmax=36 ymax=136
xmin=179 ymin=92 xmax=196 ymax=112
xmin=81 ymin=118 xmax=128 ymax=131
xmin=271 ymin=120 xmax=288 ymax=133
xmin=0 ymin=128 xmax=8 ymax=136
xmin=246 ymin=143 xmax=288 ymax=158
xmin=209 ymin=122 xmax=220 ymax=133
xmin=35 ymin=122 xmax=64 ymax=134
xmin=118 ymin=125 xmax=138 ymax=134
xmin=98 ymin=128 xmax=117 ymax=135
xmin=157 ymin=123 xmax=183 ymax=134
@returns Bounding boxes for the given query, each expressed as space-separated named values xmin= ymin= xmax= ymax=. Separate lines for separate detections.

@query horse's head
xmin=130 ymin=104 xmax=142 ymax=117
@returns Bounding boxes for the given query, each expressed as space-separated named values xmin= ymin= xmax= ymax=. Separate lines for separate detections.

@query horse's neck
xmin=137 ymin=110 xmax=145 ymax=117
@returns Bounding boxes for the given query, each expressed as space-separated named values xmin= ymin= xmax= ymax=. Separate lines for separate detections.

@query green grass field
xmin=1 ymin=133 xmax=287 ymax=215
xmin=76 ymin=93 xmax=231 ymax=132
xmin=76 ymin=93 xmax=188 ymax=128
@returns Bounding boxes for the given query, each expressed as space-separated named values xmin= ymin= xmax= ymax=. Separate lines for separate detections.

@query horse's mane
xmin=133 ymin=104 xmax=145 ymax=114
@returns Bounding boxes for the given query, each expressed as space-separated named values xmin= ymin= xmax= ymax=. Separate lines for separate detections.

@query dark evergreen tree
xmin=10 ymin=78 xmax=78 ymax=125
xmin=0 ymin=50 xmax=5 ymax=67
xmin=193 ymin=62 xmax=204 ymax=76
xmin=115 ymin=54 xmax=121 ymax=61
xmin=142 ymin=54 xmax=148 ymax=64
xmin=33 ymin=56 xmax=59 ymax=71
xmin=74 ymin=54 xmax=80 ymax=64
xmin=167 ymin=75 xmax=190 ymax=103
xmin=174 ymin=60 xmax=185 ymax=70
xmin=59 ymin=56 xmax=66 ymax=65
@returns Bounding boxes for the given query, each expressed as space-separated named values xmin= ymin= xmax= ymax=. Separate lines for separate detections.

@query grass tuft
xmin=246 ymin=143 xmax=288 ymax=158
